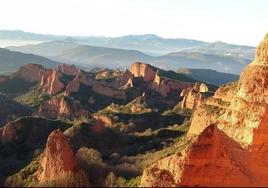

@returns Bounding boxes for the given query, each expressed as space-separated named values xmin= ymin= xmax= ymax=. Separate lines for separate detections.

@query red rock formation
xmin=120 ymin=69 xmax=134 ymax=87
xmin=180 ymin=82 xmax=208 ymax=110
xmin=93 ymin=114 xmax=114 ymax=127
xmin=39 ymin=130 xmax=89 ymax=186
xmin=130 ymin=62 xmax=157 ymax=82
xmin=65 ymin=77 xmax=80 ymax=95
xmin=14 ymin=64 xmax=46 ymax=82
xmin=92 ymin=84 xmax=127 ymax=100
xmin=37 ymin=97 xmax=87 ymax=119
xmin=40 ymin=130 xmax=77 ymax=180
xmin=58 ymin=64 xmax=79 ymax=76
xmin=152 ymin=71 xmax=193 ymax=97
xmin=40 ymin=69 xmax=65 ymax=95
xmin=141 ymin=33 xmax=268 ymax=187
xmin=214 ymin=82 xmax=237 ymax=102
xmin=180 ymin=125 xmax=252 ymax=187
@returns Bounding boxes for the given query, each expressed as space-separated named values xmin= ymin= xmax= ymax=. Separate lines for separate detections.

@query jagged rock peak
xmin=40 ymin=130 xmax=78 ymax=181
xmin=255 ymin=32 xmax=268 ymax=64
xmin=130 ymin=62 xmax=157 ymax=82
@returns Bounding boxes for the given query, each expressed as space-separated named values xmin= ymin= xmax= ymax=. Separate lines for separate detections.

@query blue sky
xmin=0 ymin=0 xmax=267 ymax=45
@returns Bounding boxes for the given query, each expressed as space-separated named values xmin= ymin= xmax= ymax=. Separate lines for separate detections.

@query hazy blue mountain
xmin=153 ymin=52 xmax=250 ymax=74
xmin=0 ymin=30 xmax=64 ymax=41
xmin=2 ymin=30 xmax=255 ymax=59
xmin=176 ymin=68 xmax=239 ymax=85
xmin=8 ymin=41 xmax=80 ymax=57
xmin=7 ymin=41 xmax=250 ymax=74
xmin=83 ymin=34 xmax=208 ymax=55
xmin=52 ymin=44 xmax=153 ymax=69
xmin=184 ymin=41 xmax=255 ymax=60
xmin=0 ymin=48 xmax=60 ymax=74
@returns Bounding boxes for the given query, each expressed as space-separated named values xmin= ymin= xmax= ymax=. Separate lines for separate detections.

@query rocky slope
xmin=140 ymin=33 xmax=268 ymax=187
xmin=37 ymin=130 xmax=89 ymax=186
xmin=0 ymin=93 xmax=31 ymax=126
xmin=6 ymin=62 xmax=198 ymax=119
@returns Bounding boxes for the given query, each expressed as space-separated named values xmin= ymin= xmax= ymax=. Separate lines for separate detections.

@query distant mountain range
xmin=0 ymin=30 xmax=256 ymax=74
xmin=0 ymin=30 xmax=206 ymax=55
xmin=8 ymin=40 xmax=251 ymax=74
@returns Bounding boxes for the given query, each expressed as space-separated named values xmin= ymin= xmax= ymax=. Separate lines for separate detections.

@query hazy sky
xmin=0 ymin=0 xmax=267 ymax=46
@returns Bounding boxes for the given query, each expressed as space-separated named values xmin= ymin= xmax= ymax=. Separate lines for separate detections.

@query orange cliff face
xmin=58 ymin=64 xmax=79 ymax=76
xmin=151 ymin=70 xmax=194 ymax=97
xmin=14 ymin=64 xmax=46 ymax=83
xmin=130 ymin=62 xmax=157 ymax=82
xmin=217 ymin=33 xmax=268 ymax=147
xmin=180 ymin=82 xmax=209 ymax=110
xmin=36 ymin=97 xmax=88 ymax=119
xmin=38 ymin=130 xmax=89 ymax=186
xmin=40 ymin=69 xmax=65 ymax=95
xmin=140 ymin=33 xmax=268 ymax=187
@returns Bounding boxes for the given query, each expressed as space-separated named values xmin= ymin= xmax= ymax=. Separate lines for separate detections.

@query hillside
xmin=176 ymin=68 xmax=239 ymax=85
xmin=154 ymin=51 xmax=250 ymax=74
xmin=53 ymin=45 xmax=153 ymax=69
xmin=0 ymin=48 xmax=60 ymax=74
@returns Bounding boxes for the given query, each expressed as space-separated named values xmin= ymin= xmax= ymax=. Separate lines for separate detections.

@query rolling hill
xmin=0 ymin=48 xmax=60 ymax=74
xmin=7 ymin=41 xmax=251 ymax=74
xmin=176 ymin=68 xmax=239 ymax=85
xmin=152 ymin=51 xmax=250 ymax=74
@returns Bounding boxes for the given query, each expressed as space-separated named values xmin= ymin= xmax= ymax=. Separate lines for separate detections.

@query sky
xmin=0 ymin=0 xmax=267 ymax=46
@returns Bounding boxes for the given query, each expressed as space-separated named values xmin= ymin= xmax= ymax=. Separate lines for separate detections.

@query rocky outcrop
xmin=40 ymin=69 xmax=65 ymax=95
xmin=120 ymin=69 xmax=134 ymax=87
xmin=93 ymin=114 xmax=114 ymax=127
xmin=37 ymin=98 xmax=71 ymax=119
xmin=141 ymin=125 xmax=252 ymax=187
xmin=14 ymin=64 xmax=46 ymax=82
xmin=141 ymin=33 xmax=268 ymax=187
xmin=39 ymin=130 xmax=89 ymax=186
xmin=92 ymin=84 xmax=127 ymax=100
xmin=65 ymin=77 xmax=80 ymax=95
xmin=39 ymin=130 xmax=77 ymax=181
xmin=217 ymin=33 xmax=268 ymax=148
xmin=214 ymin=82 xmax=237 ymax=102
xmin=180 ymin=82 xmax=209 ymax=110
xmin=58 ymin=64 xmax=79 ymax=76
xmin=37 ymin=97 xmax=88 ymax=119
xmin=152 ymin=71 xmax=193 ymax=97
xmin=130 ymin=62 xmax=157 ymax=82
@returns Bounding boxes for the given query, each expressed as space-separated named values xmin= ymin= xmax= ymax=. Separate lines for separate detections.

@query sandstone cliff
xmin=152 ymin=70 xmax=194 ymax=97
xmin=40 ymin=69 xmax=65 ymax=95
xmin=58 ymin=64 xmax=79 ymax=76
xmin=130 ymin=62 xmax=157 ymax=82
xmin=36 ymin=97 xmax=88 ymax=119
xmin=140 ymin=33 xmax=268 ymax=187
xmin=14 ymin=64 xmax=46 ymax=82
xmin=180 ymin=82 xmax=209 ymax=110
xmin=38 ymin=130 xmax=89 ymax=186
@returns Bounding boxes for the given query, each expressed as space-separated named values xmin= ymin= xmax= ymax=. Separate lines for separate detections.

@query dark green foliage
xmin=0 ymin=77 xmax=35 ymax=96
xmin=0 ymin=117 xmax=70 ymax=181
xmin=0 ymin=94 xmax=32 ymax=126
xmin=15 ymin=86 xmax=50 ymax=108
